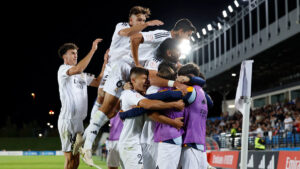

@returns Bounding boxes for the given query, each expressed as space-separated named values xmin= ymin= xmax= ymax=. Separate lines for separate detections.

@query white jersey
xmin=119 ymin=90 xmax=145 ymax=147
xmin=57 ymin=64 xmax=94 ymax=120
xmin=140 ymin=86 xmax=160 ymax=144
xmin=140 ymin=30 xmax=171 ymax=63
xmin=108 ymin=22 xmax=131 ymax=65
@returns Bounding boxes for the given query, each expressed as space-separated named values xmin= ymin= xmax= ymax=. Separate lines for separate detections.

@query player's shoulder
xmin=58 ymin=64 xmax=72 ymax=72
xmin=116 ymin=22 xmax=129 ymax=27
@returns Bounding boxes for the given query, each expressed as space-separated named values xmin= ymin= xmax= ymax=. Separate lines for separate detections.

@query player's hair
xmin=178 ymin=63 xmax=205 ymax=79
xmin=156 ymin=38 xmax=180 ymax=62
xmin=58 ymin=43 xmax=78 ymax=59
xmin=130 ymin=67 xmax=149 ymax=79
xmin=172 ymin=18 xmax=196 ymax=32
xmin=157 ymin=61 xmax=177 ymax=80
xmin=129 ymin=6 xmax=151 ymax=18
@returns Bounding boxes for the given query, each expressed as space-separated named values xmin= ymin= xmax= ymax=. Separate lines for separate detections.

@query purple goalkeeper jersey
xmin=108 ymin=112 xmax=123 ymax=141
xmin=183 ymin=85 xmax=208 ymax=147
xmin=154 ymin=87 xmax=184 ymax=142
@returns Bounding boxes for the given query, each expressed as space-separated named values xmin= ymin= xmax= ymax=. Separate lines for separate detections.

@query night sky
xmin=3 ymin=0 xmax=235 ymax=130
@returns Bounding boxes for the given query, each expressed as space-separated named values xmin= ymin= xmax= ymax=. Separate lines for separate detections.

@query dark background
xmin=2 ymin=0 xmax=253 ymax=136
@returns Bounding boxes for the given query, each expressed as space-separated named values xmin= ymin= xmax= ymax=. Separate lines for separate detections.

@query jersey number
xmin=137 ymin=154 xmax=143 ymax=164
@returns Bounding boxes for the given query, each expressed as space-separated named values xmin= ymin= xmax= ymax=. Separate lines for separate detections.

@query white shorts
xmin=58 ymin=118 xmax=84 ymax=152
xmin=141 ymin=143 xmax=158 ymax=169
xmin=119 ymin=144 xmax=143 ymax=169
xmin=179 ymin=147 xmax=207 ymax=169
xmin=99 ymin=64 xmax=112 ymax=89
xmin=106 ymin=140 xmax=121 ymax=167
xmin=156 ymin=142 xmax=182 ymax=169
xmin=103 ymin=58 xmax=134 ymax=98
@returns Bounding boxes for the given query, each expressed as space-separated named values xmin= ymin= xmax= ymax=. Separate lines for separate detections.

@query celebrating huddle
xmin=57 ymin=6 xmax=214 ymax=169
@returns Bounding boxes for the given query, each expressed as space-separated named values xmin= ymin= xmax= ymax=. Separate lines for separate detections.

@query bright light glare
xmin=234 ymin=0 xmax=239 ymax=7
xmin=218 ymin=22 xmax=222 ymax=30
xmin=228 ymin=5 xmax=233 ymax=13
xmin=196 ymin=32 xmax=200 ymax=38
xmin=222 ymin=10 xmax=228 ymax=18
xmin=179 ymin=39 xmax=191 ymax=55
xmin=191 ymin=36 xmax=195 ymax=42
xmin=207 ymin=24 xmax=213 ymax=31
xmin=202 ymin=28 xmax=207 ymax=35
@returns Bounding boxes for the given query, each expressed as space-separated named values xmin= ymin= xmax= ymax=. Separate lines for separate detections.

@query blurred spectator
xmin=284 ymin=113 xmax=294 ymax=132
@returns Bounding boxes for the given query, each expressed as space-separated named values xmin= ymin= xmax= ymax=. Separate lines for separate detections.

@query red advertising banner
xmin=277 ymin=151 xmax=300 ymax=169
xmin=207 ymin=151 xmax=239 ymax=169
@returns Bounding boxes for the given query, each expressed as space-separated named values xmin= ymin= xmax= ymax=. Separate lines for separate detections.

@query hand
xmin=92 ymin=38 xmax=103 ymax=51
xmin=104 ymin=49 xmax=110 ymax=62
xmin=123 ymin=82 xmax=133 ymax=90
xmin=146 ymin=20 xmax=164 ymax=26
xmin=172 ymin=117 xmax=184 ymax=130
xmin=176 ymin=76 xmax=190 ymax=83
xmin=174 ymin=81 xmax=188 ymax=96
xmin=172 ymin=100 xmax=185 ymax=111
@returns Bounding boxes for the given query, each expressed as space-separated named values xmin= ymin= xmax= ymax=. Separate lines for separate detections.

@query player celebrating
xmin=57 ymin=38 xmax=102 ymax=169
xmin=76 ymin=6 xmax=164 ymax=166
xmin=118 ymin=67 xmax=184 ymax=169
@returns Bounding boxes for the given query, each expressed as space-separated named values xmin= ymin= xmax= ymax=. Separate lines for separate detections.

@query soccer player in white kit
xmin=57 ymin=39 xmax=102 ymax=169
xmin=118 ymin=67 xmax=185 ymax=169
xmin=77 ymin=6 xmax=164 ymax=166
xmin=130 ymin=19 xmax=196 ymax=169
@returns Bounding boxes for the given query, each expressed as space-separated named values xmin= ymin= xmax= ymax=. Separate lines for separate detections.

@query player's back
xmin=108 ymin=22 xmax=131 ymax=64
xmin=183 ymin=85 xmax=208 ymax=145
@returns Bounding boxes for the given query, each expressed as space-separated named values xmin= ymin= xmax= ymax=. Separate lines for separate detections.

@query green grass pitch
xmin=0 ymin=156 xmax=111 ymax=169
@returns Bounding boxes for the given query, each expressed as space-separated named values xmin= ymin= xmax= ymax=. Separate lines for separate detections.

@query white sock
xmin=83 ymin=109 xmax=109 ymax=150
xmin=83 ymin=102 xmax=101 ymax=140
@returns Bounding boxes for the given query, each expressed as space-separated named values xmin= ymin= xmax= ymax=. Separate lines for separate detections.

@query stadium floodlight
xmin=232 ymin=73 xmax=237 ymax=77
xmin=217 ymin=22 xmax=222 ymax=30
xmin=50 ymin=125 xmax=54 ymax=129
xmin=38 ymin=133 xmax=43 ymax=137
xmin=222 ymin=10 xmax=228 ymax=18
xmin=47 ymin=122 xmax=50 ymax=126
xmin=234 ymin=0 xmax=240 ymax=7
xmin=196 ymin=32 xmax=201 ymax=38
xmin=228 ymin=105 xmax=235 ymax=108
xmin=228 ymin=5 xmax=233 ymax=13
xmin=191 ymin=36 xmax=195 ymax=42
xmin=179 ymin=39 xmax=191 ymax=55
xmin=202 ymin=28 xmax=207 ymax=35
xmin=179 ymin=55 xmax=187 ymax=60
xmin=31 ymin=93 xmax=35 ymax=99
xmin=207 ymin=24 xmax=213 ymax=31
xmin=49 ymin=110 xmax=54 ymax=115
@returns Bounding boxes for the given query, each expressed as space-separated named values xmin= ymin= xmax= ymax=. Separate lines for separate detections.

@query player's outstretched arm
xmin=68 ymin=38 xmax=102 ymax=76
xmin=119 ymin=107 xmax=147 ymax=120
xmin=148 ymin=70 xmax=188 ymax=95
xmin=139 ymin=99 xmax=185 ymax=111
xmin=148 ymin=112 xmax=184 ymax=130
xmin=130 ymin=33 xmax=143 ymax=67
xmin=89 ymin=49 xmax=109 ymax=87
xmin=176 ymin=75 xmax=206 ymax=87
xmin=119 ymin=20 xmax=164 ymax=37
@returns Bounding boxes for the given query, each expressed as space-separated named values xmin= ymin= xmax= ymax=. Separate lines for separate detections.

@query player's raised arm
xmin=119 ymin=20 xmax=164 ymax=37
xmin=68 ymin=38 xmax=102 ymax=76
xmin=138 ymin=99 xmax=185 ymax=111
xmin=89 ymin=49 xmax=110 ymax=87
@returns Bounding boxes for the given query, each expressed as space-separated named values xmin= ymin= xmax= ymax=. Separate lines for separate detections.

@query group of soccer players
xmin=57 ymin=5 xmax=215 ymax=169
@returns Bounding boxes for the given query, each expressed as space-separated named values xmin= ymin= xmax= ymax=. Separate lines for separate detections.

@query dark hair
xmin=129 ymin=6 xmax=151 ymax=18
xmin=156 ymin=38 xmax=180 ymax=62
xmin=178 ymin=63 xmax=204 ymax=79
xmin=130 ymin=67 xmax=149 ymax=79
xmin=172 ymin=18 xmax=196 ymax=32
xmin=58 ymin=43 xmax=78 ymax=59
xmin=157 ymin=61 xmax=177 ymax=80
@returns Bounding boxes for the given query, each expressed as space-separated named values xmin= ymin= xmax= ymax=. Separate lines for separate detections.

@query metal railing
xmin=184 ymin=0 xmax=300 ymax=79
xmin=212 ymin=131 xmax=300 ymax=150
